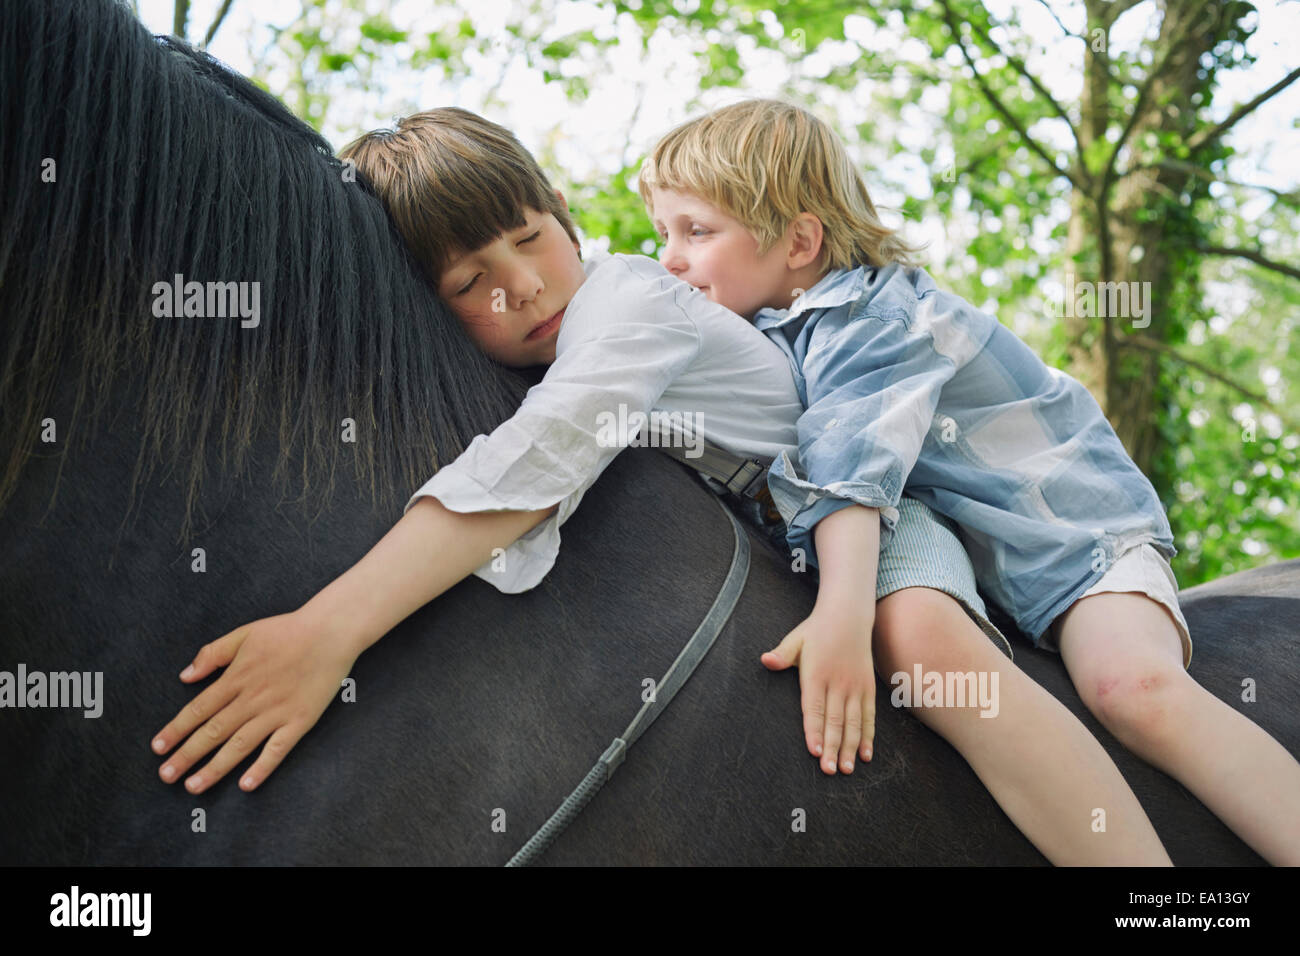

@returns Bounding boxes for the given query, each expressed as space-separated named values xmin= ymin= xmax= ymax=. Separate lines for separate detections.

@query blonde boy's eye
xmin=519 ymin=230 xmax=542 ymax=244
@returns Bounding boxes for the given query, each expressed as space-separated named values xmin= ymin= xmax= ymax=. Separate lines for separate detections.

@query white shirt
xmin=405 ymin=251 xmax=803 ymax=591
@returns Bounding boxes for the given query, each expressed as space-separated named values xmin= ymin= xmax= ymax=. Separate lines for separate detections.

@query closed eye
xmin=452 ymin=230 xmax=543 ymax=295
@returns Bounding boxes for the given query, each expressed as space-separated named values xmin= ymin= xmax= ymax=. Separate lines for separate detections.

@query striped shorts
xmin=739 ymin=484 xmax=1012 ymax=659
xmin=875 ymin=495 xmax=1014 ymax=660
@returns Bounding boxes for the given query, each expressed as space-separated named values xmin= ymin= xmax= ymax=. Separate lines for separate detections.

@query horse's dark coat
xmin=1 ymin=0 xmax=1296 ymax=866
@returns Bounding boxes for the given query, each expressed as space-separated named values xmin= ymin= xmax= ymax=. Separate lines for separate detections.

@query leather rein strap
xmin=505 ymin=482 xmax=751 ymax=866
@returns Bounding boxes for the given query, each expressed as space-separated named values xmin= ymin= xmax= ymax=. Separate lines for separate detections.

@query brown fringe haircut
xmin=340 ymin=108 xmax=581 ymax=283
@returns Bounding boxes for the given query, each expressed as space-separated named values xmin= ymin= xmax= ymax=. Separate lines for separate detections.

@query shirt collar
xmin=752 ymin=265 xmax=868 ymax=330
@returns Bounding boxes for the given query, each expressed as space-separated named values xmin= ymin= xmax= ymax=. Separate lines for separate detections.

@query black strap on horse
xmin=504 ymin=426 xmax=758 ymax=867
xmin=648 ymin=421 xmax=771 ymax=499
xmin=649 ymin=421 xmax=787 ymax=531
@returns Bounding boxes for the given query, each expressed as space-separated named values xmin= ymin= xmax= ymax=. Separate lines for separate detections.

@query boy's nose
xmin=504 ymin=271 xmax=544 ymax=308
xmin=661 ymin=246 xmax=688 ymax=277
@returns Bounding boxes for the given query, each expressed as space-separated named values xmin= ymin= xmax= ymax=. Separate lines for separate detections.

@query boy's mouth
xmin=525 ymin=307 xmax=564 ymax=341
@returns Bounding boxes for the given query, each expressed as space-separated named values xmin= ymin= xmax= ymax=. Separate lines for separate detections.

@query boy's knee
xmin=873 ymin=588 xmax=979 ymax=674
xmin=1084 ymin=663 xmax=1192 ymax=748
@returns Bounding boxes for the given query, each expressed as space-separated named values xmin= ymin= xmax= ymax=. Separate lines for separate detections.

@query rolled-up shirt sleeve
xmin=766 ymin=293 xmax=987 ymax=567
xmin=405 ymin=260 xmax=702 ymax=592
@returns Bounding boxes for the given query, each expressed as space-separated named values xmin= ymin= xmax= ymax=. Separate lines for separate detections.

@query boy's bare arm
xmin=304 ymin=496 xmax=560 ymax=656
xmin=811 ymin=504 xmax=881 ymax=624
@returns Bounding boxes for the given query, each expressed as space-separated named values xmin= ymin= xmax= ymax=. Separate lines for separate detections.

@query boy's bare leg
xmin=1057 ymin=592 xmax=1300 ymax=866
xmin=874 ymin=587 xmax=1171 ymax=865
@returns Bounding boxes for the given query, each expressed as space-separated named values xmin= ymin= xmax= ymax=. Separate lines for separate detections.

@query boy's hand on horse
xmin=762 ymin=604 xmax=876 ymax=774
xmin=147 ymin=499 xmax=559 ymax=795
xmin=150 ymin=609 xmax=359 ymax=794
xmin=761 ymin=503 xmax=880 ymax=773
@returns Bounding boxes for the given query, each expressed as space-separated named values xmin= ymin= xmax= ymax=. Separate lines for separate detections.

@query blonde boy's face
xmin=649 ymin=187 xmax=794 ymax=321
xmin=436 ymin=193 xmax=586 ymax=368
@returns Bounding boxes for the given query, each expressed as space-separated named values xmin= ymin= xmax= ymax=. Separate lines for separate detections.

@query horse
xmin=2 ymin=0 xmax=1296 ymax=866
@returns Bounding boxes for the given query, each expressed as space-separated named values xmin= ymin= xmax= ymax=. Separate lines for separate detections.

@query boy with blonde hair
xmin=637 ymin=97 xmax=1300 ymax=865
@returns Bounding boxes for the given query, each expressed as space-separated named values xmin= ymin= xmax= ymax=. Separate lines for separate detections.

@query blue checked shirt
xmin=757 ymin=262 xmax=1177 ymax=641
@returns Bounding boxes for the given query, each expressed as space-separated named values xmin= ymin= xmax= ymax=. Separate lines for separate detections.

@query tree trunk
xmin=1074 ymin=0 xmax=1234 ymax=473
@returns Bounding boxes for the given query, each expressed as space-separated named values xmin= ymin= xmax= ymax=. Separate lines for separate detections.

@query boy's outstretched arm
xmin=303 ymin=496 xmax=560 ymax=653
xmin=761 ymin=503 xmax=880 ymax=775
xmin=150 ymin=496 xmax=559 ymax=794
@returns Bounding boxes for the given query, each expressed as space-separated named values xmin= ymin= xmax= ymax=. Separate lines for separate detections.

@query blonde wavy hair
xmin=638 ymin=98 xmax=923 ymax=273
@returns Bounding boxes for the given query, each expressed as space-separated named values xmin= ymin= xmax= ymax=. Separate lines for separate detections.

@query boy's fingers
xmin=820 ymin=688 xmax=845 ymax=775
xmin=840 ymin=693 xmax=862 ymax=774
xmin=181 ymin=713 xmax=278 ymax=795
xmin=801 ymin=675 xmax=827 ymax=759
xmin=237 ymin=724 xmax=307 ymax=793
xmin=761 ymin=629 xmax=803 ymax=671
xmin=180 ymin=627 xmax=249 ymax=682
xmin=152 ymin=674 xmax=241 ymax=759
xmin=156 ymin=694 xmax=248 ymax=784
xmin=862 ymin=687 xmax=875 ymax=761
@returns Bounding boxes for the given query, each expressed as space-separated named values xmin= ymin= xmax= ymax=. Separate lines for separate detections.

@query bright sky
xmin=137 ymin=0 xmax=1298 ymax=194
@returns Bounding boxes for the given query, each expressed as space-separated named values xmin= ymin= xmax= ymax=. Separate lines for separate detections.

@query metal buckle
xmin=730 ymin=460 xmax=769 ymax=499
xmin=599 ymin=738 xmax=627 ymax=774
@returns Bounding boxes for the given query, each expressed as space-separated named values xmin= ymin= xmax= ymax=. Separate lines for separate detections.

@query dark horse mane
xmin=0 ymin=0 xmax=533 ymax=541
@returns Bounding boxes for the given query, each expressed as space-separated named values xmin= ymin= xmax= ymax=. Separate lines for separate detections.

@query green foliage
xmin=358 ymin=16 xmax=405 ymax=44
xmin=700 ymin=44 xmax=743 ymax=89
xmin=568 ymin=164 xmax=661 ymax=256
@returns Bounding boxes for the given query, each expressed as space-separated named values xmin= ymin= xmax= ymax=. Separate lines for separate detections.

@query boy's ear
xmin=554 ymin=187 xmax=567 ymax=208
xmin=787 ymin=213 xmax=824 ymax=270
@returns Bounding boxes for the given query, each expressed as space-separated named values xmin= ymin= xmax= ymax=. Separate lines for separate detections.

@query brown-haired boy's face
xmin=436 ymin=195 xmax=586 ymax=367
